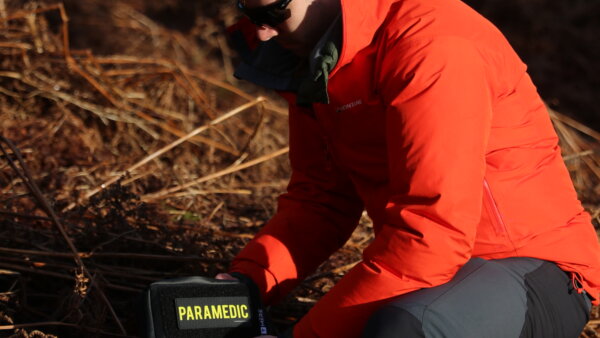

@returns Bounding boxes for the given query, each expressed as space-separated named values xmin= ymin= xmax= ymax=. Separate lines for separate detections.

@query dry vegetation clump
xmin=0 ymin=0 xmax=598 ymax=337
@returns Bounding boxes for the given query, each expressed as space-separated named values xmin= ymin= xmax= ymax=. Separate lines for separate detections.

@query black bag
xmin=141 ymin=275 xmax=274 ymax=338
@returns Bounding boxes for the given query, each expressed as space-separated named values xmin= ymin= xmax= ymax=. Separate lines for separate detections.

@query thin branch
xmin=141 ymin=146 xmax=289 ymax=201
xmin=549 ymin=108 xmax=600 ymax=142
xmin=0 ymin=321 xmax=77 ymax=330
xmin=0 ymin=41 xmax=32 ymax=49
xmin=0 ymin=209 xmax=52 ymax=221
xmin=563 ymin=149 xmax=596 ymax=162
xmin=0 ymin=246 xmax=218 ymax=262
xmin=0 ymin=0 xmax=6 ymax=24
xmin=0 ymin=321 xmax=136 ymax=337
xmin=168 ymin=188 xmax=252 ymax=198
xmin=553 ymin=118 xmax=600 ymax=179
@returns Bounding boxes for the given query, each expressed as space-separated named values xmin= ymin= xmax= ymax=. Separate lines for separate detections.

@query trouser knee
xmin=362 ymin=305 xmax=425 ymax=338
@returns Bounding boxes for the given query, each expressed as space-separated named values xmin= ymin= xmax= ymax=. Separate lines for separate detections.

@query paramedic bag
xmin=141 ymin=274 xmax=274 ymax=338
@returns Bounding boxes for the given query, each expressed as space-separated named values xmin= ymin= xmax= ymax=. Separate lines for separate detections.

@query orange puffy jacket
xmin=229 ymin=0 xmax=600 ymax=336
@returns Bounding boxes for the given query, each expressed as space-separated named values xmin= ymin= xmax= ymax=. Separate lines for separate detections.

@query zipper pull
xmin=571 ymin=272 xmax=585 ymax=294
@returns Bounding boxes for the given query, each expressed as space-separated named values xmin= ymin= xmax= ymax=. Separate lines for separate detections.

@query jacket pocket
xmin=483 ymin=178 xmax=508 ymax=236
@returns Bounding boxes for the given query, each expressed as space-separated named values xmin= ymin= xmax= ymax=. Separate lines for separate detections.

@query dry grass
xmin=0 ymin=1 xmax=598 ymax=337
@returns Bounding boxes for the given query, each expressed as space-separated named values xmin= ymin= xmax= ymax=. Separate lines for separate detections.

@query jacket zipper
xmin=483 ymin=179 xmax=508 ymax=235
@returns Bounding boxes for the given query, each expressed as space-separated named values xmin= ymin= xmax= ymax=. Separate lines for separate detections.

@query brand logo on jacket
xmin=336 ymin=99 xmax=363 ymax=112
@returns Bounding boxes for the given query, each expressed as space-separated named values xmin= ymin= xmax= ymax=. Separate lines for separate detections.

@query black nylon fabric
xmin=519 ymin=262 xmax=590 ymax=338
xmin=363 ymin=306 xmax=425 ymax=338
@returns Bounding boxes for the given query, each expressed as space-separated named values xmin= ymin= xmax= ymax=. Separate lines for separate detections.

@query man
xmin=217 ymin=0 xmax=600 ymax=337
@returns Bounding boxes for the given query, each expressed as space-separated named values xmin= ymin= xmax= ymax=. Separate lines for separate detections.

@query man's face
xmin=241 ymin=0 xmax=318 ymax=56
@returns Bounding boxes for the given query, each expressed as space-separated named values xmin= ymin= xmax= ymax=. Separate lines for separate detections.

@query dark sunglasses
xmin=237 ymin=0 xmax=293 ymax=27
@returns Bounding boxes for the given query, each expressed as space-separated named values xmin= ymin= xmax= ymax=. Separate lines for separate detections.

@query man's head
xmin=238 ymin=0 xmax=340 ymax=56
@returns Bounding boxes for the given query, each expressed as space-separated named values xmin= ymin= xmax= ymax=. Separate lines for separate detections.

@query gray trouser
xmin=362 ymin=257 xmax=591 ymax=338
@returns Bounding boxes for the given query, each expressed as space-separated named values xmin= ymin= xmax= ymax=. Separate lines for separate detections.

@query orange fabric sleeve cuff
xmin=229 ymin=258 xmax=280 ymax=305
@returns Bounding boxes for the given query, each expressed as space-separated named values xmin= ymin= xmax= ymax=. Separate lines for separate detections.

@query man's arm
xmin=229 ymin=101 xmax=365 ymax=305
xmin=292 ymin=36 xmax=496 ymax=337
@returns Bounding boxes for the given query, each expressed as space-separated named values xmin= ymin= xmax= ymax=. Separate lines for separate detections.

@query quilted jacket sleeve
xmin=292 ymin=36 xmax=494 ymax=337
xmin=229 ymin=102 xmax=365 ymax=305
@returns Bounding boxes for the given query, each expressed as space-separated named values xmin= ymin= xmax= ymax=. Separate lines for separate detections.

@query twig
xmin=189 ymin=73 xmax=288 ymax=116
xmin=236 ymin=102 xmax=266 ymax=163
xmin=0 ymin=321 xmax=136 ymax=337
xmin=0 ymin=262 xmax=72 ymax=280
xmin=553 ymin=118 xmax=600 ymax=180
xmin=154 ymin=221 xmax=256 ymax=239
xmin=0 ymin=261 xmax=140 ymax=294
xmin=168 ymin=188 xmax=252 ymax=198
xmin=174 ymin=62 xmax=217 ymax=119
xmin=0 ymin=209 xmax=52 ymax=221
xmin=57 ymin=3 xmax=71 ymax=61
xmin=0 ymin=321 xmax=77 ymax=331
xmin=0 ymin=4 xmax=65 ymax=24
xmin=216 ymin=34 xmax=235 ymax=83
xmin=0 ymin=41 xmax=32 ymax=49
xmin=102 ymin=67 xmax=172 ymax=77
xmin=563 ymin=149 xmax=596 ymax=162
xmin=24 ymin=8 xmax=43 ymax=53
xmin=0 ymin=71 xmax=22 ymax=79
xmin=0 ymin=0 xmax=6 ymax=25
xmin=206 ymin=201 xmax=225 ymax=225
xmin=548 ymin=108 xmax=600 ymax=142
xmin=0 ymin=246 xmax=230 ymax=262
xmin=330 ymin=260 xmax=361 ymax=275
xmin=0 ymin=84 xmax=21 ymax=99
xmin=126 ymin=106 xmax=239 ymax=155
xmin=141 ymin=146 xmax=289 ymax=201
xmin=83 ymin=252 xmax=230 ymax=263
